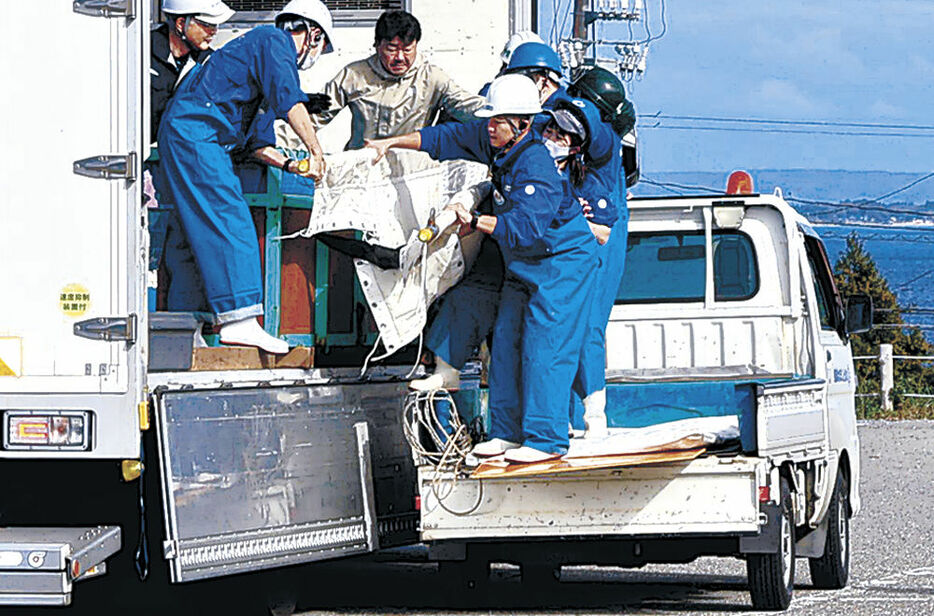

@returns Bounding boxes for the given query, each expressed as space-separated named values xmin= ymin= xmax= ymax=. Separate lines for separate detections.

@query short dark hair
xmin=374 ymin=10 xmax=421 ymax=46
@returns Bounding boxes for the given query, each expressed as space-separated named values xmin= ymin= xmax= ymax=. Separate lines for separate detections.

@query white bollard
xmin=879 ymin=343 xmax=894 ymax=412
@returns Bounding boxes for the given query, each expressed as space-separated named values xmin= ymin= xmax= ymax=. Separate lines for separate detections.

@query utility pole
xmin=572 ymin=0 xmax=588 ymax=40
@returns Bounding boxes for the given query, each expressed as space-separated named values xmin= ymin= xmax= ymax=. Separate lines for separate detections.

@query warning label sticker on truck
xmin=0 ymin=337 xmax=22 ymax=376
xmin=59 ymin=283 xmax=91 ymax=317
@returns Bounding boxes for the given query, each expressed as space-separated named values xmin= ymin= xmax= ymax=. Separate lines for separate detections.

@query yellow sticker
xmin=0 ymin=337 xmax=23 ymax=376
xmin=60 ymin=283 xmax=91 ymax=318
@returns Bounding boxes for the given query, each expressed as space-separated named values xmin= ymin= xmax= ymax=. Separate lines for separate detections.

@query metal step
xmin=0 ymin=526 xmax=121 ymax=606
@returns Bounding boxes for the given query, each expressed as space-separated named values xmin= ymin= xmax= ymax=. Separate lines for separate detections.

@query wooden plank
xmin=470 ymin=448 xmax=706 ymax=480
xmin=190 ymin=346 xmax=314 ymax=371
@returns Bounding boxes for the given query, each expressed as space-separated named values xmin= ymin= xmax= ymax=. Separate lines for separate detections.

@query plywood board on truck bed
xmin=471 ymin=447 xmax=706 ymax=479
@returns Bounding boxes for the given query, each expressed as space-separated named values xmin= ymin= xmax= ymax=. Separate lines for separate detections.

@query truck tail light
xmin=758 ymin=486 xmax=771 ymax=502
xmin=4 ymin=411 xmax=90 ymax=450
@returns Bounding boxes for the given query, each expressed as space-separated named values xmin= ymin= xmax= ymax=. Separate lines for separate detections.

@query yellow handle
xmin=296 ymin=158 xmax=311 ymax=174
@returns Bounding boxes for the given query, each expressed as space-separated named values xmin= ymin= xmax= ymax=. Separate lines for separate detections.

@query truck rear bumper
xmin=419 ymin=456 xmax=765 ymax=541
xmin=0 ymin=526 xmax=121 ymax=606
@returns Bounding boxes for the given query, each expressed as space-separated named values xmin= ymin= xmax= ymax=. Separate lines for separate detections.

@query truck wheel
xmin=808 ymin=470 xmax=850 ymax=589
xmin=747 ymin=476 xmax=795 ymax=610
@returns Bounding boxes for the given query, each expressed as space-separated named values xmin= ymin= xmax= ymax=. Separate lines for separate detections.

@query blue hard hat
xmin=505 ymin=42 xmax=563 ymax=77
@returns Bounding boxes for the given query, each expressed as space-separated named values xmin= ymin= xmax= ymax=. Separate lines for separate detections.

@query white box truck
xmin=0 ymin=0 xmax=523 ymax=609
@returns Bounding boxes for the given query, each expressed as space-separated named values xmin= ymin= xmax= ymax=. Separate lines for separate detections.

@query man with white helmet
xmin=365 ymin=75 xmax=599 ymax=463
xmin=156 ymin=0 xmax=334 ymax=354
xmin=313 ymin=10 xmax=484 ymax=150
xmin=151 ymin=0 xmax=234 ymax=140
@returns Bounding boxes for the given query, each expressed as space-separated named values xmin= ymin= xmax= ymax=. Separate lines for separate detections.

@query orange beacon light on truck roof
xmin=727 ymin=170 xmax=754 ymax=195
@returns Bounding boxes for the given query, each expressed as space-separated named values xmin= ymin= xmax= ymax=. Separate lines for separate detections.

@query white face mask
xmin=544 ymin=139 xmax=571 ymax=160
xmin=298 ymin=45 xmax=321 ymax=70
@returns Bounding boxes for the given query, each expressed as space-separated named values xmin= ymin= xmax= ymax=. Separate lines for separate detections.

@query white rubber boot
xmin=582 ymin=389 xmax=608 ymax=439
xmin=409 ymin=355 xmax=461 ymax=391
xmin=471 ymin=438 xmax=520 ymax=457
xmin=219 ymin=317 xmax=289 ymax=354
xmin=504 ymin=446 xmax=561 ymax=464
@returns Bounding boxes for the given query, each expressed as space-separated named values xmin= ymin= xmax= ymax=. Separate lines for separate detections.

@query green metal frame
xmin=243 ymin=155 xmax=376 ymax=351
xmin=149 ymin=148 xmax=376 ymax=351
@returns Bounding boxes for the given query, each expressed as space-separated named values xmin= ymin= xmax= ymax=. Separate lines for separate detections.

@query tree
xmin=833 ymin=233 xmax=934 ymax=412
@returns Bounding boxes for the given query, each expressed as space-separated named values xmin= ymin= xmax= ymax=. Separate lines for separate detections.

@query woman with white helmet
xmin=156 ymin=0 xmax=334 ymax=354
xmin=366 ymin=75 xmax=599 ymax=463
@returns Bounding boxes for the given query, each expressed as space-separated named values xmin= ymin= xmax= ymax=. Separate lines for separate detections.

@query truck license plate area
xmin=155 ymin=385 xmax=389 ymax=582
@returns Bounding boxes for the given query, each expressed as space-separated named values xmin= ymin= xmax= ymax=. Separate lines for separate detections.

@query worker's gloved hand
xmin=302 ymin=93 xmax=331 ymax=114
xmin=445 ymin=202 xmax=474 ymax=236
xmin=297 ymin=154 xmax=326 ymax=181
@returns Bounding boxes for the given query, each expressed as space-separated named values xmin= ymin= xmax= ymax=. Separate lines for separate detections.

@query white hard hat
xmin=475 ymin=74 xmax=543 ymax=118
xmin=162 ymin=0 xmax=234 ymax=25
xmin=277 ymin=0 xmax=336 ymax=53
xmin=501 ymin=30 xmax=545 ymax=64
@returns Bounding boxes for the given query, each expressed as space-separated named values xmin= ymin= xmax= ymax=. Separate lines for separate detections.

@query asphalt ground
xmin=283 ymin=420 xmax=934 ymax=616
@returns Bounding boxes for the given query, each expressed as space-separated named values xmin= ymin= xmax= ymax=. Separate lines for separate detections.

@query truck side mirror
xmin=845 ymin=294 xmax=873 ymax=334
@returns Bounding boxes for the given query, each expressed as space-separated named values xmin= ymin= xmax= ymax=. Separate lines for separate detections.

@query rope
xmin=402 ymin=389 xmax=483 ymax=516
xmin=359 ymin=235 xmax=430 ymax=379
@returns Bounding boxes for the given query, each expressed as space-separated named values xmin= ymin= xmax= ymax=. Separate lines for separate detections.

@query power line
xmin=640 ymin=174 xmax=934 ymax=219
xmin=872 ymin=172 xmax=934 ymax=202
xmin=636 ymin=124 xmax=934 ymax=139
xmin=641 ymin=113 xmax=934 ymax=132
xmin=785 ymin=196 xmax=934 ymax=218
xmin=895 ymin=269 xmax=934 ymax=291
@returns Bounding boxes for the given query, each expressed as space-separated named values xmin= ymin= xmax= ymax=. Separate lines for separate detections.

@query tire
xmin=808 ymin=470 xmax=850 ymax=589
xmin=747 ymin=476 xmax=796 ymax=610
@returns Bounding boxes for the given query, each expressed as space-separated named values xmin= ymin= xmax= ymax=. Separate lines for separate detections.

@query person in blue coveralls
xmin=157 ymin=0 xmax=334 ymax=354
xmin=409 ymin=41 xmax=616 ymax=393
xmin=408 ymin=33 xmax=549 ymax=393
xmin=542 ymin=100 xmax=628 ymax=439
xmin=365 ymin=75 xmax=599 ymax=463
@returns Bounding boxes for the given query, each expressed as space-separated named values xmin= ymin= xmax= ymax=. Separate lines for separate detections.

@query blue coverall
xmin=562 ymin=102 xmax=629 ymax=423
xmin=419 ymin=120 xmax=598 ymax=454
xmin=157 ymin=26 xmax=305 ymax=324
xmin=425 ymin=86 xmax=600 ymax=371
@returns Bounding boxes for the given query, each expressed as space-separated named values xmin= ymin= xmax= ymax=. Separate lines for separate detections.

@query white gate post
xmin=879 ymin=344 xmax=894 ymax=412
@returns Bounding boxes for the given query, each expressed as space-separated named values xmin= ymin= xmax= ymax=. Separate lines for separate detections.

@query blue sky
xmin=539 ymin=0 xmax=934 ymax=172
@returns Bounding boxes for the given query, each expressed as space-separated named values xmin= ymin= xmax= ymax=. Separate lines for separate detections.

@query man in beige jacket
xmin=314 ymin=10 xmax=484 ymax=150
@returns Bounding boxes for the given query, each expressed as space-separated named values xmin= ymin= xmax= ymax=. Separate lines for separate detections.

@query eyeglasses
xmin=192 ymin=17 xmax=219 ymax=30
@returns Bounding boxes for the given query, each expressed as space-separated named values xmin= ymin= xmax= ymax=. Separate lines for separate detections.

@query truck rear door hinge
xmin=74 ymin=314 xmax=137 ymax=344
xmin=73 ymin=0 xmax=136 ymax=19
xmin=73 ymin=153 xmax=138 ymax=181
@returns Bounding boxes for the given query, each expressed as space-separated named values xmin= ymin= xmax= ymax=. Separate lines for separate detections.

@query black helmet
xmin=569 ymin=66 xmax=636 ymax=138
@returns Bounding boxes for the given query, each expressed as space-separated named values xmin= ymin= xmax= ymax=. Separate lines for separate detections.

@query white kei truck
xmin=0 ymin=0 xmax=870 ymax=613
